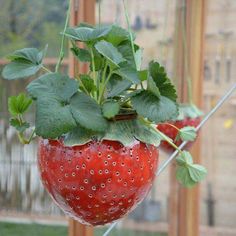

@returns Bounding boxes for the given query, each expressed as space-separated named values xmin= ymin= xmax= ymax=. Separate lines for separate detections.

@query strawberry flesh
xmin=38 ymin=139 xmax=159 ymax=226
xmin=157 ymin=117 xmax=201 ymax=154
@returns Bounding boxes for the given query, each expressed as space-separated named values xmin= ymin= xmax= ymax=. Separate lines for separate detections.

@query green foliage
xmin=27 ymin=73 xmax=78 ymax=138
xmin=71 ymin=46 xmax=91 ymax=62
xmin=149 ymin=61 xmax=177 ymax=102
xmin=70 ymin=92 xmax=108 ymax=132
xmin=10 ymin=119 xmax=30 ymax=133
xmin=176 ymin=126 xmax=197 ymax=142
xmin=177 ymin=103 xmax=203 ymax=120
xmin=79 ymin=74 xmax=96 ymax=94
xmin=8 ymin=93 xmax=32 ymax=116
xmin=2 ymin=48 xmax=44 ymax=80
xmin=131 ymin=91 xmax=178 ymax=123
xmin=64 ymin=25 xmax=111 ymax=42
xmin=64 ymin=125 xmax=102 ymax=146
xmin=102 ymin=100 xmax=120 ymax=119
xmin=176 ymin=151 xmax=207 ymax=187
xmin=95 ymin=40 xmax=125 ymax=67
xmin=105 ymin=25 xmax=130 ymax=46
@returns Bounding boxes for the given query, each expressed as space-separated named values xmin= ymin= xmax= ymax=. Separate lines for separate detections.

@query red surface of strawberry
xmin=38 ymin=139 xmax=159 ymax=226
xmin=157 ymin=117 xmax=201 ymax=154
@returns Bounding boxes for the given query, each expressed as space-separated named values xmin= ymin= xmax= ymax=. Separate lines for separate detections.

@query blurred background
xmin=0 ymin=0 xmax=236 ymax=236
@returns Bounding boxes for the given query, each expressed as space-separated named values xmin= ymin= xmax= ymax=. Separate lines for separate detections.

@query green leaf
xmin=105 ymin=25 xmax=130 ymax=46
xmin=176 ymin=166 xmax=197 ymax=187
xmin=64 ymin=125 xmax=102 ymax=146
xmin=6 ymin=48 xmax=43 ymax=63
xmin=103 ymin=120 xmax=136 ymax=146
xmin=107 ymin=74 xmax=132 ymax=97
xmin=115 ymin=65 xmax=140 ymax=84
xmin=10 ymin=118 xmax=30 ymax=133
xmin=177 ymin=126 xmax=197 ymax=142
xmin=70 ymin=92 xmax=108 ymax=132
xmin=27 ymin=73 xmax=79 ymax=138
xmin=71 ymin=46 xmax=91 ymax=62
xmin=149 ymin=61 xmax=177 ymax=102
xmin=27 ymin=73 xmax=78 ymax=101
xmin=176 ymin=151 xmax=207 ymax=186
xmin=134 ymin=120 xmax=161 ymax=147
xmin=147 ymin=76 xmax=161 ymax=97
xmin=79 ymin=74 xmax=96 ymax=94
xmin=176 ymin=151 xmax=193 ymax=166
xmin=35 ymin=97 xmax=77 ymax=139
xmin=131 ymin=91 xmax=178 ymax=123
xmin=2 ymin=48 xmax=44 ymax=80
xmin=2 ymin=62 xmax=42 ymax=80
xmin=64 ymin=25 xmax=111 ymax=42
xmin=188 ymin=164 xmax=207 ymax=182
xmin=8 ymin=93 xmax=32 ymax=116
xmin=102 ymin=100 xmax=120 ymax=119
xmin=138 ymin=70 xmax=148 ymax=81
xmin=95 ymin=40 xmax=126 ymax=67
xmin=177 ymin=104 xmax=203 ymax=120
xmin=117 ymin=42 xmax=136 ymax=67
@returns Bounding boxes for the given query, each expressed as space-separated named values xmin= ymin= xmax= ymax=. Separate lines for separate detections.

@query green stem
xmin=182 ymin=6 xmax=193 ymax=104
xmin=27 ymin=129 xmax=36 ymax=143
xmin=18 ymin=132 xmax=28 ymax=145
xmin=90 ymin=48 xmax=98 ymax=99
xmin=98 ymin=70 xmax=112 ymax=104
xmin=98 ymin=62 xmax=108 ymax=98
xmin=159 ymin=122 xmax=181 ymax=132
xmin=123 ymin=0 xmax=137 ymax=69
xmin=155 ymin=128 xmax=183 ymax=153
xmin=55 ymin=0 xmax=72 ymax=72
xmin=42 ymin=65 xmax=52 ymax=73
xmin=75 ymin=76 xmax=90 ymax=96
xmin=141 ymin=117 xmax=183 ymax=153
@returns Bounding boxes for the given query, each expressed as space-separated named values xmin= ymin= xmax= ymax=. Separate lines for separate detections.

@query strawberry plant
xmin=1 ymin=0 xmax=207 ymax=226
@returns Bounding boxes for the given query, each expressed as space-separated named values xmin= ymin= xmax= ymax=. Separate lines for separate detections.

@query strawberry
xmin=157 ymin=117 xmax=201 ymax=154
xmin=38 ymin=139 xmax=159 ymax=226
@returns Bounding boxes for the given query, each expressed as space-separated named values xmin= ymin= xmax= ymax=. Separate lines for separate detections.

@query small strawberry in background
xmin=157 ymin=104 xmax=203 ymax=154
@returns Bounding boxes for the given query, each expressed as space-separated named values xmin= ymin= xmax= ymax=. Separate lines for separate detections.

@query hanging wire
xmin=102 ymin=83 xmax=236 ymax=236
xmin=181 ymin=0 xmax=193 ymax=104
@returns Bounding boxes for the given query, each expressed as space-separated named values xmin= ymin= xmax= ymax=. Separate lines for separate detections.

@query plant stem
xmin=90 ymin=48 xmax=98 ymax=99
xmin=98 ymin=70 xmax=113 ymax=104
xmin=141 ymin=117 xmax=182 ymax=153
xmin=55 ymin=0 xmax=72 ymax=72
xmin=42 ymin=65 xmax=52 ymax=73
xmin=159 ymin=122 xmax=181 ymax=132
xmin=75 ymin=76 xmax=90 ymax=96
xmin=27 ymin=129 xmax=36 ymax=143
xmin=123 ymin=0 xmax=137 ymax=69
xmin=98 ymin=62 xmax=108 ymax=101
xmin=155 ymin=128 xmax=183 ymax=153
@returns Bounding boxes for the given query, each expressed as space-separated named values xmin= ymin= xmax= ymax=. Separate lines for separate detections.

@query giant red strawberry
xmin=38 ymin=139 xmax=159 ymax=226
xmin=157 ymin=117 xmax=201 ymax=154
